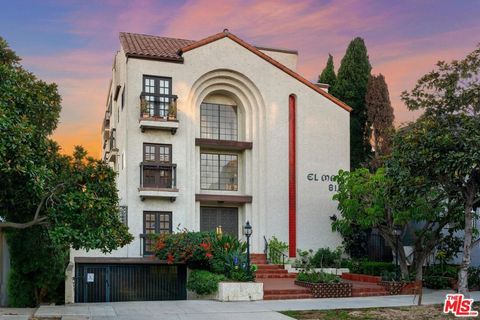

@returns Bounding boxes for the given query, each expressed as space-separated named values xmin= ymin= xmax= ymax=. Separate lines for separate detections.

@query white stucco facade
xmin=68 ymin=32 xmax=350 ymax=301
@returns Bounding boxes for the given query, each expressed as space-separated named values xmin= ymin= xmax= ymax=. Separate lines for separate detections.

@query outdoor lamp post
xmin=244 ymin=221 xmax=252 ymax=276
xmin=393 ymin=226 xmax=402 ymax=280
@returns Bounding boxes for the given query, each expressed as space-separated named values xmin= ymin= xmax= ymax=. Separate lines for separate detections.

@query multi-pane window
xmin=200 ymin=153 xmax=238 ymax=191
xmin=142 ymin=144 xmax=173 ymax=188
xmin=143 ymin=211 xmax=172 ymax=254
xmin=142 ymin=76 xmax=172 ymax=118
xmin=200 ymin=103 xmax=237 ymax=140
xmin=143 ymin=143 xmax=171 ymax=163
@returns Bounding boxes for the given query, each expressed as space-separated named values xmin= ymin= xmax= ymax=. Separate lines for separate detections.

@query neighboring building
xmin=67 ymin=30 xmax=351 ymax=303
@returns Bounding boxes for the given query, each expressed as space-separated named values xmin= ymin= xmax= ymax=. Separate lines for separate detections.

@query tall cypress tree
xmin=331 ymin=37 xmax=372 ymax=169
xmin=318 ymin=54 xmax=336 ymax=87
xmin=365 ymin=74 xmax=395 ymax=168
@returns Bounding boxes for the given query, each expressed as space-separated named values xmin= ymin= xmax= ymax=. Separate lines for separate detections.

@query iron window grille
xmin=140 ymin=143 xmax=176 ymax=189
xmin=118 ymin=206 xmax=128 ymax=225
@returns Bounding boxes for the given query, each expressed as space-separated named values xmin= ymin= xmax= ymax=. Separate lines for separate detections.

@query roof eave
xmin=125 ymin=53 xmax=184 ymax=63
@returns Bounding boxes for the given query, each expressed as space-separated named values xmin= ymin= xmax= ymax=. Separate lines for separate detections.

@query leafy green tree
xmin=401 ymin=45 xmax=480 ymax=296
xmin=318 ymin=54 xmax=336 ymax=87
xmin=365 ymin=74 xmax=395 ymax=168
xmin=333 ymin=166 xmax=462 ymax=284
xmin=331 ymin=37 xmax=372 ymax=169
xmin=390 ymin=114 xmax=480 ymax=296
xmin=0 ymin=37 xmax=133 ymax=305
xmin=332 ymin=168 xmax=409 ymax=277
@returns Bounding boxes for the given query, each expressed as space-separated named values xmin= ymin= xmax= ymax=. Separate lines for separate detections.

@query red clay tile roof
xmin=119 ymin=31 xmax=351 ymax=112
xmin=119 ymin=32 xmax=195 ymax=61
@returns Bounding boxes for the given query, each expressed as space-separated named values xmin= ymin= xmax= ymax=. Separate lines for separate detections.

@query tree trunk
xmin=397 ymin=245 xmax=409 ymax=278
xmin=413 ymin=252 xmax=428 ymax=306
xmin=458 ymin=200 xmax=474 ymax=297
xmin=414 ymin=260 xmax=424 ymax=305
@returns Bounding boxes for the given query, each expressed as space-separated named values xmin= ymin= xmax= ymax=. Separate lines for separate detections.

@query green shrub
xmin=424 ymin=275 xmax=451 ymax=289
xmin=424 ymin=264 xmax=458 ymax=278
xmin=468 ymin=266 xmax=480 ymax=289
xmin=7 ymin=267 xmax=35 ymax=307
xmin=380 ymin=271 xmax=398 ymax=281
xmin=268 ymin=236 xmax=288 ymax=264
xmin=187 ymin=270 xmax=225 ymax=295
xmin=223 ymin=248 xmax=254 ymax=281
xmin=350 ymin=260 xmax=397 ymax=276
xmin=292 ymin=249 xmax=315 ymax=271
xmin=311 ymin=247 xmax=342 ymax=268
xmin=6 ymin=227 xmax=68 ymax=307
xmin=296 ymin=271 xmax=340 ymax=283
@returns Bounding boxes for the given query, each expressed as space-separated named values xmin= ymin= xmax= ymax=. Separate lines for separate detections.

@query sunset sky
xmin=1 ymin=0 xmax=479 ymax=157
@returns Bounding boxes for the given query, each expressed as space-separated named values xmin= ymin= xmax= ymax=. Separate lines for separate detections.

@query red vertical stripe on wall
xmin=288 ymin=95 xmax=297 ymax=257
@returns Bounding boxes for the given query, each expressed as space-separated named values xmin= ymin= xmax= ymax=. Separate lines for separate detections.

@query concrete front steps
xmin=252 ymin=254 xmax=391 ymax=299
xmin=251 ymin=254 xmax=307 ymax=300
xmin=252 ymin=254 xmax=296 ymax=279
xmin=260 ymin=278 xmax=313 ymax=300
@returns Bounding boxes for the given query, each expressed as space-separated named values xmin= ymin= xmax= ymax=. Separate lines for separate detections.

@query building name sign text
xmin=306 ymin=173 xmax=338 ymax=192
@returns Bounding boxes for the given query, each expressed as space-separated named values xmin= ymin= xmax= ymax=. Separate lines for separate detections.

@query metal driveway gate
xmin=75 ymin=263 xmax=186 ymax=302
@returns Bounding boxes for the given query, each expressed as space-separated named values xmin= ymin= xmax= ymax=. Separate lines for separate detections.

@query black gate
xmin=75 ymin=263 xmax=186 ymax=302
xmin=367 ymin=229 xmax=394 ymax=262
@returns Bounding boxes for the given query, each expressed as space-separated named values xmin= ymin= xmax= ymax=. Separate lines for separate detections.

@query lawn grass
xmin=280 ymin=303 xmax=480 ymax=319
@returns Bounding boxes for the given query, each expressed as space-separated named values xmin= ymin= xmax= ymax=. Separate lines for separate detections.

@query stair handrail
xmin=263 ymin=235 xmax=288 ymax=266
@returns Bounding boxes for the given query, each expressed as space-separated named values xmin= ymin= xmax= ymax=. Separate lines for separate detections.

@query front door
xmin=200 ymin=207 xmax=238 ymax=237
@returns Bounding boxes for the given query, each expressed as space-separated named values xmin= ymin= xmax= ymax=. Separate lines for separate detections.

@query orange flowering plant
xmin=152 ymin=229 xmax=215 ymax=269
xmin=152 ymin=230 xmax=254 ymax=281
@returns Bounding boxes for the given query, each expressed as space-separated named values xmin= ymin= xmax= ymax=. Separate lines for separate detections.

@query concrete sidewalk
xmin=0 ymin=308 xmax=35 ymax=320
xmin=24 ymin=290 xmax=480 ymax=320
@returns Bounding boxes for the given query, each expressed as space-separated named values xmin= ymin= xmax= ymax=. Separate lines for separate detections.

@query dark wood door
xmin=200 ymin=207 xmax=238 ymax=237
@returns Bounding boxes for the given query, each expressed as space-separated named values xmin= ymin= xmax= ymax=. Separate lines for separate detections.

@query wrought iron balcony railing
xmin=140 ymin=92 xmax=178 ymax=120
xmin=139 ymin=162 xmax=177 ymax=189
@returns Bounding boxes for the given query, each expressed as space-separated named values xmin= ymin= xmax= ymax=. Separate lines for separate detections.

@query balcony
xmin=107 ymin=128 xmax=118 ymax=163
xmin=139 ymin=162 xmax=178 ymax=201
xmin=102 ymin=110 xmax=111 ymax=143
xmin=139 ymin=92 xmax=179 ymax=134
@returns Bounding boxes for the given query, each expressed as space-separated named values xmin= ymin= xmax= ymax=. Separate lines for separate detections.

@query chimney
xmin=313 ymin=82 xmax=330 ymax=93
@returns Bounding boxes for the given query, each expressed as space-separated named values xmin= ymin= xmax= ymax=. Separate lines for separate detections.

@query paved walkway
xmin=2 ymin=290 xmax=479 ymax=320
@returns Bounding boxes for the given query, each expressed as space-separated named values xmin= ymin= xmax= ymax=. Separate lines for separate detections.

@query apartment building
xmin=67 ymin=30 xmax=350 ymax=303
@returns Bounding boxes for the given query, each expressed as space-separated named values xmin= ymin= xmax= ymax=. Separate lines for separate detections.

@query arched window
xmin=200 ymin=101 xmax=238 ymax=141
